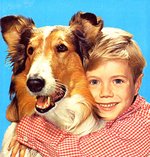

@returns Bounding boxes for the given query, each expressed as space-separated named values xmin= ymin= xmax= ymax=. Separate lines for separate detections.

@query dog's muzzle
xmin=26 ymin=77 xmax=66 ymax=113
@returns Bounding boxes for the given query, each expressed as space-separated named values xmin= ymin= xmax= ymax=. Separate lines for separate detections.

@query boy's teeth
xmin=99 ymin=103 xmax=117 ymax=107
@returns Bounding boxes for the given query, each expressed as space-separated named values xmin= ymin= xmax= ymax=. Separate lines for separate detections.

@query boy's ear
xmin=134 ymin=74 xmax=143 ymax=95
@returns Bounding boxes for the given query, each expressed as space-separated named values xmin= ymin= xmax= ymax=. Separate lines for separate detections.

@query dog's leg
xmin=1 ymin=123 xmax=17 ymax=156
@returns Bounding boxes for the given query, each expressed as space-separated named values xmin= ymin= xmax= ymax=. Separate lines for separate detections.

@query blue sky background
xmin=0 ymin=0 xmax=150 ymax=148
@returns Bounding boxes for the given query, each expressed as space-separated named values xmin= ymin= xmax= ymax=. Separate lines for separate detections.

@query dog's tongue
xmin=36 ymin=96 xmax=50 ymax=108
xmin=36 ymin=96 xmax=54 ymax=113
xmin=35 ymin=86 xmax=66 ymax=113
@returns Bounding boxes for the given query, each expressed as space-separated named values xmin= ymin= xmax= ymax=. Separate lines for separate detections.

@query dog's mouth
xmin=35 ymin=85 xmax=66 ymax=113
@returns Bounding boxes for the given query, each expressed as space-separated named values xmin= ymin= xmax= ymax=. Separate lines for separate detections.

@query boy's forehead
xmin=86 ymin=59 xmax=133 ymax=78
xmin=95 ymin=59 xmax=130 ymax=71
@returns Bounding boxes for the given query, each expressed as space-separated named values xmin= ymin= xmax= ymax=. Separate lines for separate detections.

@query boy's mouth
xmin=98 ymin=103 xmax=117 ymax=108
xmin=35 ymin=85 xmax=66 ymax=113
xmin=96 ymin=102 xmax=118 ymax=111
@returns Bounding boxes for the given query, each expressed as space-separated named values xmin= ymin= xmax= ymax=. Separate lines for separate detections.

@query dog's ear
xmin=0 ymin=15 xmax=35 ymax=47
xmin=0 ymin=15 xmax=35 ymax=75
xmin=1 ymin=16 xmax=35 ymax=122
xmin=69 ymin=12 xmax=103 ymax=68
xmin=69 ymin=12 xmax=103 ymax=44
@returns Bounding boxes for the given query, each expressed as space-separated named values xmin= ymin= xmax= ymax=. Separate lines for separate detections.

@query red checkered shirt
xmin=17 ymin=95 xmax=150 ymax=157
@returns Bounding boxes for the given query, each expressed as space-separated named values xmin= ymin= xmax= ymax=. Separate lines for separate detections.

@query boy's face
xmin=86 ymin=59 xmax=142 ymax=121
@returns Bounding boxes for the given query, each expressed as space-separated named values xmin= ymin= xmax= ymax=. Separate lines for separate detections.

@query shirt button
xmin=23 ymin=136 xmax=28 ymax=142
xmin=30 ymin=150 xmax=38 ymax=157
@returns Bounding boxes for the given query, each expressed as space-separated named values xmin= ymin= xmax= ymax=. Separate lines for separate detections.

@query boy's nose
xmin=99 ymin=84 xmax=113 ymax=98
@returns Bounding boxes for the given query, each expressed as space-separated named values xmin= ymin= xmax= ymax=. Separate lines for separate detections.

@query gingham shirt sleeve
xmin=17 ymin=115 xmax=70 ymax=157
xmin=17 ymin=95 xmax=150 ymax=157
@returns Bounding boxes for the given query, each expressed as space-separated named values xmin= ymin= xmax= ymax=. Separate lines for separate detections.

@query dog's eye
xmin=27 ymin=47 xmax=34 ymax=55
xmin=56 ymin=44 xmax=68 ymax=52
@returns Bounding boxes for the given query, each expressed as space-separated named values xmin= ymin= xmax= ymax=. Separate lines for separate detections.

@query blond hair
xmin=86 ymin=27 xmax=146 ymax=81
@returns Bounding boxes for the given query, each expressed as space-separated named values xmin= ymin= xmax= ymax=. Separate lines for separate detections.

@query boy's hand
xmin=8 ymin=135 xmax=27 ymax=157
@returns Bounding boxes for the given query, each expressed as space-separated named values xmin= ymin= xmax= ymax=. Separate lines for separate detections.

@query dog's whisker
xmin=55 ymin=81 xmax=66 ymax=88
xmin=55 ymin=82 xmax=61 ymax=86
xmin=55 ymin=85 xmax=66 ymax=92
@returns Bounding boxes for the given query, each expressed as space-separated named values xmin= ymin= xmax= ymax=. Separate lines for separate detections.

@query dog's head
xmin=1 ymin=12 xmax=103 ymax=122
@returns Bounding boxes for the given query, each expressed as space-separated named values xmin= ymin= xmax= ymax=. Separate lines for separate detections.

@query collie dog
xmin=0 ymin=12 xmax=103 ymax=155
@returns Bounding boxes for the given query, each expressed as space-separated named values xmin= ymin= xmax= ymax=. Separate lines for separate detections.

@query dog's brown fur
xmin=1 ymin=12 xmax=103 ymax=133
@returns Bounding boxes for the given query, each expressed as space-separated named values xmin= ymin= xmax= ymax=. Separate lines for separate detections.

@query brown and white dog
xmin=0 ymin=12 xmax=103 ymax=156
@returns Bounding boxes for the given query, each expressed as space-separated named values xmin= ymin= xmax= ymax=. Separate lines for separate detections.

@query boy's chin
xmin=100 ymin=113 xmax=118 ymax=121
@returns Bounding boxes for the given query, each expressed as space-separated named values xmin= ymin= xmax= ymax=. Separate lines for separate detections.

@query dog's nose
xmin=27 ymin=77 xmax=45 ymax=93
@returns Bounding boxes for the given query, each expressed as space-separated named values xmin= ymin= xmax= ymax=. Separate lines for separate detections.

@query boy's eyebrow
xmin=87 ymin=75 xmax=128 ymax=78
xmin=86 ymin=75 xmax=99 ymax=79
xmin=111 ymin=75 xmax=128 ymax=79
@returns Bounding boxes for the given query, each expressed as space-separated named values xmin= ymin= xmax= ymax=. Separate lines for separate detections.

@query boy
xmin=10 ymin=28 xmax=150 ymax=157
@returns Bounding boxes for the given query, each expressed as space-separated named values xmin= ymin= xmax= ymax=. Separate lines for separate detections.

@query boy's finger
xmin=8 ymin=135 xmax=17 ymax=151
xmin=19 ymin=145 xmax=26 ymax=157
xmin=10 ymin=142 xmax=20 ymax=157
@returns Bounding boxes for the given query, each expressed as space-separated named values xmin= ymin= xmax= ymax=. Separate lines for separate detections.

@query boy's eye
xmin=89 ymin=79 xmax=99 ymax=85
xmin=114 ymin=79 xmax=124 ymax=84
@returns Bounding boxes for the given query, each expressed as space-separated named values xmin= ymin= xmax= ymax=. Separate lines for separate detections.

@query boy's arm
xmin=15 ymin=115 xmax=73 ymax=156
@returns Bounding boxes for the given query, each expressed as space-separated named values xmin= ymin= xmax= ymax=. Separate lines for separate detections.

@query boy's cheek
xmin=89 ymin=88 xmax=97 ymax=99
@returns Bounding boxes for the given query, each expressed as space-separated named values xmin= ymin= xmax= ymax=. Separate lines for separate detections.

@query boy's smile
xmin=96 ymin=102 xmax=118 ymax=111
xmin=86 ymin=59 xmax=142 ymax=121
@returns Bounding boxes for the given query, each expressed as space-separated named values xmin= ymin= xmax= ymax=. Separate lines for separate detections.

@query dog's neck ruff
xmin=37 ymin=94 xmax=102 ymax=136
xmin=72 ymin=113 xmax=103 ymax=136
